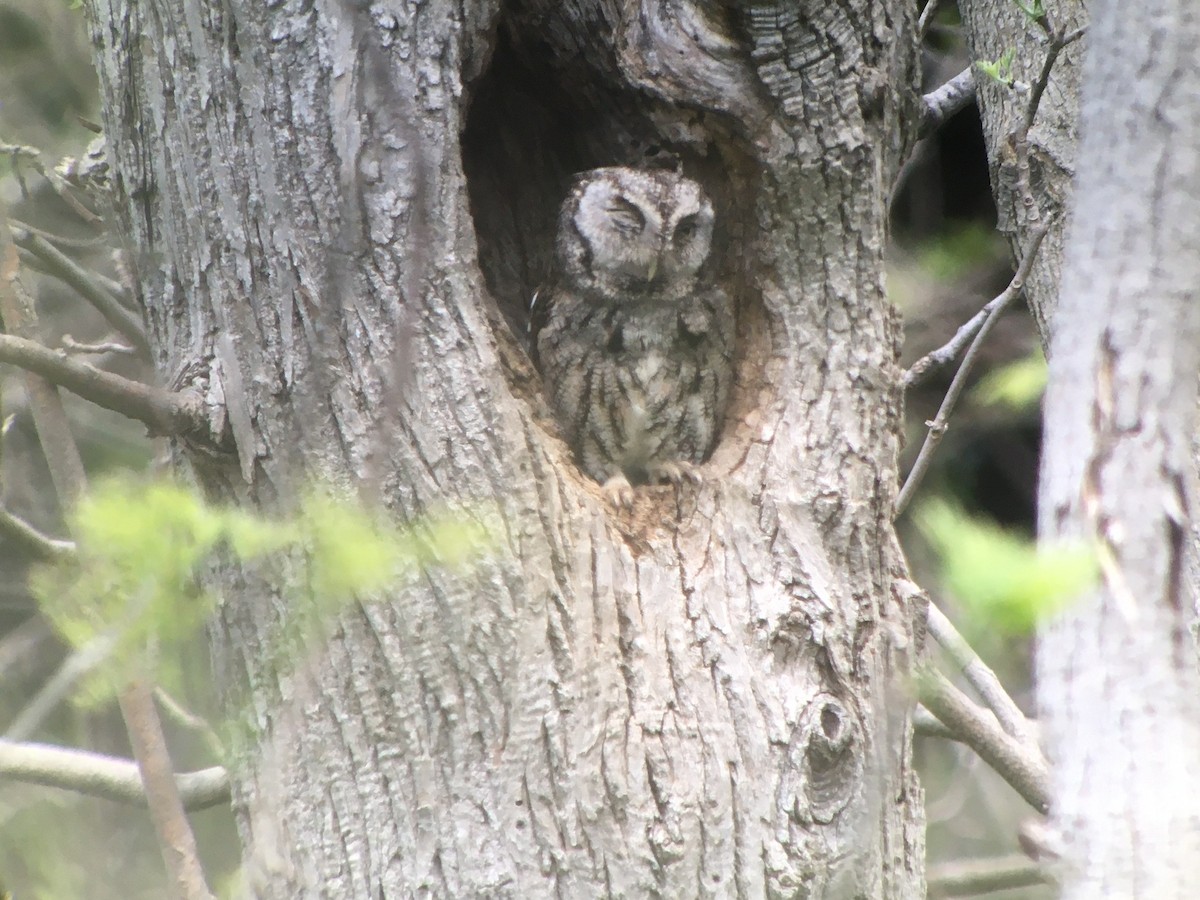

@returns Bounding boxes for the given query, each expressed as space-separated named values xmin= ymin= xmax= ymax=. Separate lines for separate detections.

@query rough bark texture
xmin=86 ymin=0 xmax=924 ymax=895
xmin=958 ymin=0 xmax=1087 ymax=346
xmin=1038 ymin=1 xmax=1200 ymax=896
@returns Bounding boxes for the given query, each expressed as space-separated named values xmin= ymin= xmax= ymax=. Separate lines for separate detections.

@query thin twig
xmin=896 ymin=219 xmax=1051 ymax=515
xmin=1019 ymin=817 xmax=1064 ymax=864
xmin=18 ymin=247 xmax=129 ymax=301
xmin=927 ymin=603 xmax=1039 ymax=746
xmin=4 ymin=197 xmax=214 ymax=898
xmin=905 ymin=303 xmax=989 ymax=389
xmin=1010 ymin=24 xmax=1088 ymax=221
xmin=914 ymin=705 xmax=959 ymax=740
xmin=0 ymin=333 xmax=204 ymax=436
xmin=917 ymin=0 xmax=941 ymax=38
xmin=62 ymin=334 xmax=138 ymax=356
xmin=12 ymin=228 xmax=148 ymax=353
xmin=0 ymin=738 xmax=229 ymax=811
xmin=0 ymin=505 xmax=76 ymax=561
xmin=1019 ymin=23 xmax=1086 ymax=138
xmin=1 ymin=204 xmax=88 ymax=507
xmin=4 ymin=144 xmax=103 ymax=224
xmin=918 ymin=667 xmax=1051 ymax=813
xmin=154 ymin=688 xmax=226 ymax=761
xmin=919 ymin=68 xmax=976 ymax=139
xmin=119 ymin=679 xmax=217 ymax=899
xmin=1059 ymin=25 xmax=1087 ymax=48
xmin=8 ymin=217 xmax=108 ymax=249
xmin=927 ymin=854 xmax=1050 ymax=897
xmin=0 ymin=142 xmax=41 ymax=161
xmin=5 ymin=636 xmax=113 ymax=741
xmin=29 ymin=377 xmax=89 ymax=507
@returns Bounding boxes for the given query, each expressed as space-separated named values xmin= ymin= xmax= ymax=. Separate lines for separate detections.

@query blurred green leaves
xmin=916 ymin=223 xmax=1005 ymax=283
xmin=971 ymin=351 xmax=1047 ymax=411
xmin=916 ymin=498 xmax=1096 ymax=634
xmin=976 ymin=49 xmax=1017 ymax=88
xmin=32 ymin=476 xmax=492 ymax=706
xmin=1012 ymin=0 xmax=1046 ymax=24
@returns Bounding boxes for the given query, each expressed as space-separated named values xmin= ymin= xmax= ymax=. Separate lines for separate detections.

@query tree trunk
xmin=1037 ymin=1 xmax=1200 ymax=896
xmin=958 ymin=0 xmax=1087 ymax=344
xmin=86 ymin=0 xmax=924 ymax=895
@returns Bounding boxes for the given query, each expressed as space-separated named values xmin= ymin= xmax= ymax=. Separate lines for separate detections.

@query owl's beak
xmin=646 ymin=257 xmax=658 ymax=283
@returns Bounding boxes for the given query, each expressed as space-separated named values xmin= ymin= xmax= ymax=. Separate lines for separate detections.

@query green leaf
xmin=975 ymin=49 xmax=1017 ymax=87
xmin=30 ymin=476 xmax=494 ymax=705
xmin=917 ymin=223 xmax=1005 ymax=283
xmin=916 ymin=498 xmax=1096 ymax=634
xmin=1012 ymin=0 xmax=1046 ymax=23
xmin=971 ymin=351 xmax=1047 ymax=411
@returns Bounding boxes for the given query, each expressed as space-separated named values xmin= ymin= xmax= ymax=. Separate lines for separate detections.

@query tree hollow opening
xmin=461 ymin=7 xmax=768 ymax=493
xmin=461 ymin=13 xmax=759 ymax=348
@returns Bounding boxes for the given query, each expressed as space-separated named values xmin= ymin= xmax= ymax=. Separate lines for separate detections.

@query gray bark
xmin=958 ymin=0 xmax=1087 ymax=345
xmin=86 ymin=0 xmax=925 ymax=896
xmin=1037 ymin=1 xmax=1200 ymax=896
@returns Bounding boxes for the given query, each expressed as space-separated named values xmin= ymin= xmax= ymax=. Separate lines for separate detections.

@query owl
xmin=533 ymin=167 xmax=735 ymax=506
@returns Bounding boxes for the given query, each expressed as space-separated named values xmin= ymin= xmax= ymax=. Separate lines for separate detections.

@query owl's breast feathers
xmin=536 ymin=288 xmax=732 ymax=486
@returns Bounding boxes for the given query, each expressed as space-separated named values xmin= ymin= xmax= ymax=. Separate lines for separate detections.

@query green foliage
xmin=917 ymin=223 xmax=1005 ymax=283
xmin=1012 ymin=0 xmax=1046 ymax=23
xmin=32 ymin=477 xmax=492 ymax=706
xmin=916 ymin=498 xmax=1096 ymax=634
xmin=0 ymin=790 xmax=96 ymax=900
xmin=975 ymin=48 xmax=1017 ymax=87
xmin=971 ymin=351 xmax=1047 ymax=411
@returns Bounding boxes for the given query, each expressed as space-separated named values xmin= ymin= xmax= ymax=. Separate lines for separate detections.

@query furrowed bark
xmin=86 ymin=0 xmax=926 ymax=894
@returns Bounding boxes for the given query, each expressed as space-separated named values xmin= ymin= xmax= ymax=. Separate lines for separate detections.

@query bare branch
xmin=0 ymin=505 xmax=75 ymax=561
xmin=18 ymin=247 xmax=129 ymax=300
xmin=904 ymin=302 xmax=989 ymax=389
xmin=8 ymin=217 xmax=108 ymax=250
xmin=913 ymin=705 xmax=959 ymax=740
xmin=11 ymin=227 xmax=149 ymax=354
xmin=118 ymin=679 xmax=217 ymax=899
xmin=918 ymin=668 xmax=1051 ymax=813
xmin=896 ymin=219 xmax=1051 ymax=515
xmin=0 ymin=737 xmax=229 ymax=811
xmin=154 ymin=688 xmax=226 ymax=760
xmin=927 ymin=854 xmax=1050 ymax=897
xmin=1009 ymin=24 xmax=1088 ymax=222
xmin=1 ymin=203 xmax=88 ymax=507
xmin=5 ymin=636 xmax=112 ymax=741
xmin=1018 ymin=817 xmax=1063 ymax=864
xmin=1020 ymin=23 xmax=1086 ymax=138
xmin=61 ymin=334 xmax=138 ymax=356
xmin=3 ymin=143 xmax=103 ymax=224
xmin=0 ymin=142 xmax=41 ymax=161
xmin=4 ymin=201 xmax=214 ymax=896
xmin=926 ymin=602 xmax=1039 ymax=746
xmin=0 ymin=333 xmax=204 ymax=436
xmin=917 ymin=0 xmax=942 ymax=38
xmin=920 ymin=68 xmax=976 ymax=139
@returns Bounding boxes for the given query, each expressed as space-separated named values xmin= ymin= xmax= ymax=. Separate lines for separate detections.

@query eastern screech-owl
xmin=534 ymin=167 xmax=735 ymax=505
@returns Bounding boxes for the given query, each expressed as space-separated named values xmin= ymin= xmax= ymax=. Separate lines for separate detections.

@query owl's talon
xmin=602 ymin=474 xmax=636 ymax=509
xmin=649 ymin=461 xmax=702 ymax=486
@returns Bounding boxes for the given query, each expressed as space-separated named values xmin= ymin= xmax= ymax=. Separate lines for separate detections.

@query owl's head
xmin=557 ymin=167 xmax=715 ymax=300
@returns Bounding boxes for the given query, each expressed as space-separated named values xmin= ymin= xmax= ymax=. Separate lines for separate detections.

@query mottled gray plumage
xmin=534 ymin=167 xmax=734 ymax=503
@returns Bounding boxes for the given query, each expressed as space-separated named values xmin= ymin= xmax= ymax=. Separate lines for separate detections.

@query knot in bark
xmin=780 ymin=693 xmax=863 ymax=825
